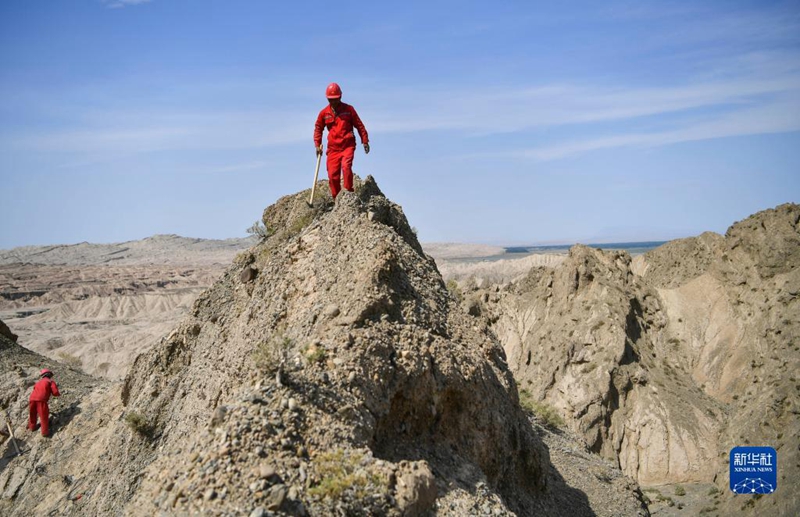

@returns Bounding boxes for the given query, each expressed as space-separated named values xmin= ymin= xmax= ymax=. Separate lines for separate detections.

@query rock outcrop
xmin=473 ymin=203 xmax=799 ymax=516
xmin=120 ymin=177 xmax=549 ymax=515
xmin=1 ymin=179 xmax=648 ymax=516
xmin=484 ymin=246 xmax=725 ymax=486
xmin=0 ymin=319 xmax=17 ymax=343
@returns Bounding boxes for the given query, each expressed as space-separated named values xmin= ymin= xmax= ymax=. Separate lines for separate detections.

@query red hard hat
xmin=40 ymin=368 xmax=53 ymax=377
xmin=325 ymin=82 xmax=342 ymax=99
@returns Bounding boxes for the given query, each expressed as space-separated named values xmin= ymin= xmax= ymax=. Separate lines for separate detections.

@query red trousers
xmin=28 ymin=400 xmax=50 ymax=436
xmin=327 ymin=146 xmax=355 ymax=198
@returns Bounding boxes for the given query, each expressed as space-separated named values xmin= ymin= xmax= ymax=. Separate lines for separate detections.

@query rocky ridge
xmin=1 ymin=178 xmax=648 ymax=516
xmin=466 ymin=203 xmax=799 ymax=516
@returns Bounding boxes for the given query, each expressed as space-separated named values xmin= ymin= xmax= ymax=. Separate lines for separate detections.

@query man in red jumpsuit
xmin=28 ymin=368 xmax=60 ymax=437
xmin=314 ymin=82 xmax=370 ymax=199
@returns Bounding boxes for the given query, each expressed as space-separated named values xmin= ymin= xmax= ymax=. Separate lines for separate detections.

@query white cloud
xmin=362 ymin=76 xmax=800 ymax=142
xmin=101 ymin=0 xmax=152 ymax=9
xmin=5 ymin=110 xmax=309 ymax=157
xmin=515 ymin=96 xmax=800 ymax=161
xmin=3 ymin=48 xmax=798 ymax=164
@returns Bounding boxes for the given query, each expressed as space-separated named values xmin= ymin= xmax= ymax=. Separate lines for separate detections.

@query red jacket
xmin=30 ymin=377 xmax=60 ymax=402
xmin=314 ymin=103 xmax=369 ymax=152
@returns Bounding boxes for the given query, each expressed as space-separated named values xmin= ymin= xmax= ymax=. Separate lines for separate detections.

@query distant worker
xmin=28 ymin=368 xmax=60 ymax=437
xmin=314 ymin=82 xmax=370 ymax=199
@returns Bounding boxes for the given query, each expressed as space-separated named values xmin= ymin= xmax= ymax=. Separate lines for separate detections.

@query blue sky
xmin=1 ymin=0 xmax=799 ymax=248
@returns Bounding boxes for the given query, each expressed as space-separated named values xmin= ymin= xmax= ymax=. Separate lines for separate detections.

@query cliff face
xmin=2 ymin=178 xmax=649 ymax=517
xmin=486 ymin=245 xmax=725 ymax=486
xmin=477 ymin=203 xmax=799 ymax=516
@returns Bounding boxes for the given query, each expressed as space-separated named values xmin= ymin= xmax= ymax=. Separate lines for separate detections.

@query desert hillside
xmin=3 ymin=188 xmax=795 ymax=516
xmin=460 ymin=203 xmax=799 ymax=516
xmin=0 ymin=236 xmax=254 ymax=379
xmin=1 ymin=178 xmax=648 ymax=516
xmin=0 ymin=232 xmax=562 ymax=379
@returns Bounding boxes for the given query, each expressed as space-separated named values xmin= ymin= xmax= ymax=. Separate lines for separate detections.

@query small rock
xmin=259 ymin=464 xmax=276 ymax=479
xmin=288 ymin=398 xmax=298 ymax=411
xmin=347 ymin=371 xmax=356 ymax=383
xmin=240 ymin=265 xmax=258 ymax=283
xmin=323 ymin=304 xmax=340 ymax=319
xmin=266 ymin=484 xmax=288 ymax=511
xmin=249 ymin=508 xmax=267 ymax=517
xmin=395 ymin=461 xmax=437 ymax=516
xmin=203 ymin=489 xmax=216 ymax=501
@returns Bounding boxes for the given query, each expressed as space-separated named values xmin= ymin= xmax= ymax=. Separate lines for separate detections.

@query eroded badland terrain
xmin=1 ymin=179 xmax=797 ymax=516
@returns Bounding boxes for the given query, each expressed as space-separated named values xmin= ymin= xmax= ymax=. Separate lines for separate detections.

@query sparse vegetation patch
xmin=246 ymin=220 xmax=271 ymax=240
xmin=288 ymin=212 xmax=313 ymax=237
xmin=519 ymin=389 xmax=565 ymax=428
xmin=125 ymin=411 xmax=154 ymax=437
xmin=253 ymin=335 xmax=293 ymax=371
xmin=308 ymin=449 xmax=387 ymax=500
xmin=446 ymin=279 xmax=463 ymax=303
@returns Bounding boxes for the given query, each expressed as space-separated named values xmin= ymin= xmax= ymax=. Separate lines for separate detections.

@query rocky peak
xmin=722 ymin=202 xmax=800 ymax=280
xmin=2 ymin=177 xmax=649 ymax=517
xmin=120 ymin=176 xmax=550 ymax=515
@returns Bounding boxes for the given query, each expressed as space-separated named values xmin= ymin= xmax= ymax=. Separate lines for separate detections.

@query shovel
xmin=307 ymin=151 xmax=322 ymax=208
xmin=2 ymin=408 xmax=22 ymax=457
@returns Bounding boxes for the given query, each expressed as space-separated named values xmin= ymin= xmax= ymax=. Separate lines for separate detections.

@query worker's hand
xmin=364 ymin=143 xmax=370 ymax=154
xmin=315 ymin=145 xmax=323 ymax=156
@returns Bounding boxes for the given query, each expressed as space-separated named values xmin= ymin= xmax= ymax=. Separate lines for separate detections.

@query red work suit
xmin=28 ymin=377 xmax=60 ymax=436
xmin=314 ymin=103 xmax=369 ymax=198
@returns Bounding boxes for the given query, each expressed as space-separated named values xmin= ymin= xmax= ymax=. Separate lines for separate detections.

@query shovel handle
xmin=3 ymin=409 xmax=22 ymax=456
xmin=309 ymin=152 xmax=322 ymax=206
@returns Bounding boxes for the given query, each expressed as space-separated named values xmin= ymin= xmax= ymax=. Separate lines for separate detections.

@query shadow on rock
xmin=49 ymin=401 xmax=82 ymax=436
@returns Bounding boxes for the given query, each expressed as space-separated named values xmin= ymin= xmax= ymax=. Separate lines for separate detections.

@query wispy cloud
xmin=515 ymin=96 xmax=800 ymax=161
xmin=5 ymin=109 xmax=309 ymax=158
xmin=361 ymin=47 xmax=800 ymax=159
xmin=5 ymin=63 xmax=799 ymax=163
xmin=101 ymin=0 xmax=152 ymax=9
xmin=367 ymin=74 xmax=800 ymax=135
xmin=3 ymin=3 xmax=798 ymax=165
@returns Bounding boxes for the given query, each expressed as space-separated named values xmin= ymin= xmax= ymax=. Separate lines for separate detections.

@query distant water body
xmin=505 ymin=241 xmax=667 ymax=257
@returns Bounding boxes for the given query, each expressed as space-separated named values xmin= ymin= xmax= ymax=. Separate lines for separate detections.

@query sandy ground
xmin=436 ymin=253 xmax=567 ymax=285
xmin=423 ymin=242 xmax=506 ymax=260
xmin=0 ymin=235 xmax=253 ymax=379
